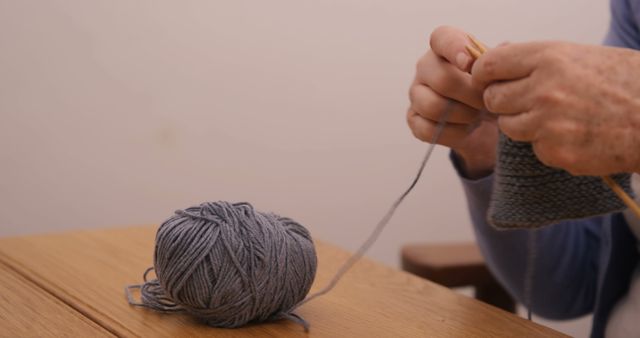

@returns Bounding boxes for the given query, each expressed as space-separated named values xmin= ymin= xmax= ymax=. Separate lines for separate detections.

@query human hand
xmin=407 ymin=26 xmax=498 ymax=179
xmin=471 ymin=41 xmax=640 ymax=175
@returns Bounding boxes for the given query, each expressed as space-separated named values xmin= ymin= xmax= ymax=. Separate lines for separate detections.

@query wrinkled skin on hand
xmin=472 ymin=41 xmax=640 ymax=176
xmin=407 ymin=26 xmax=498 ymax=179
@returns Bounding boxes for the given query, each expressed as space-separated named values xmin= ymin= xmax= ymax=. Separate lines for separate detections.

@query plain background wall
xmin=1 ymin=0 xmax=610 ymax=335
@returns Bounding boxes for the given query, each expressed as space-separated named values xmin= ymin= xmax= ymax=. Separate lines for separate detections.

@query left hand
xmin=471 ymin=41 xmax=640 ymax=175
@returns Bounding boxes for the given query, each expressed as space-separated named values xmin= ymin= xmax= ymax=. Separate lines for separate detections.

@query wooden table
xmin=0 ymin=226 xmax=565 ymax=337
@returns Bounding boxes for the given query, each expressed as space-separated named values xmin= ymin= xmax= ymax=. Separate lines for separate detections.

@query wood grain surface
xmin=0 ymin=261 xmax=114 ymax=337
xmin=0 ymin=226 xmax=567 ymax=337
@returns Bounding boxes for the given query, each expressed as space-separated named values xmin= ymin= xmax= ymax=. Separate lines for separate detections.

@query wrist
xmin=450 ymin=120 xmax=498 ymax=180
xmin=452 ymin=149 xmax=495 ymax=180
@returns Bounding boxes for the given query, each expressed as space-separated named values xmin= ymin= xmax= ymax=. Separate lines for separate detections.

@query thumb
xmin=429 ymin=26 xmax=478 ymax=72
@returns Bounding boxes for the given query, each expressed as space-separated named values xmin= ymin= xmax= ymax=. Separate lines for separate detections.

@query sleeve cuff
xmin=449 ymin=150 xmax=495 ymax=186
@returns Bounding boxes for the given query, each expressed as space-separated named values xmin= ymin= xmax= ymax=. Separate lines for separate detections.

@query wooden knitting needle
xmin=464 ymin=36 xmax=640 ymax=219
xmin=465 ymin=34 xmax=486 ymax=59
xmin=602 ymin=176 xmax=640 ymax=218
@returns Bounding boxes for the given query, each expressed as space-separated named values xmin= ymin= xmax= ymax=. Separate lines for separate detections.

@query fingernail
xmin=456 ymin=52 xmax=471 ymax=70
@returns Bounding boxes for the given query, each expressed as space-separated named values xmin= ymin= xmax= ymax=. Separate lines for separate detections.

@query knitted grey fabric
xmin=489 ymin=133 xmax=633 ymax=229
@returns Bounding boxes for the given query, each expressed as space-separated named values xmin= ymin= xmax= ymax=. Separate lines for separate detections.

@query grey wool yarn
xmin=122 ymin=104 xmax=454 ymax=331
xmin=124 ymin=107 xmax=452 ymax=331
xmin=126 ymin=201 xmax=317 ymax=329
xmin=489 ymin=133 xmax=633 ymax=229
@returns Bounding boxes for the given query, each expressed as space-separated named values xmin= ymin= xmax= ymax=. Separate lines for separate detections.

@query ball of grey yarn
xmin=143 ymin=201 xmax=317 ymax=328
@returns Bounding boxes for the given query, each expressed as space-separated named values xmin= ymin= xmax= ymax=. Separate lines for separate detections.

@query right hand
xmin=407 ymin=26 xmax=498 ymax=178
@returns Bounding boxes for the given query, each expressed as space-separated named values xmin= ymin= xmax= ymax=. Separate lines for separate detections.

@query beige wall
xmin=0 ymin=0 xmax=610 ymax=335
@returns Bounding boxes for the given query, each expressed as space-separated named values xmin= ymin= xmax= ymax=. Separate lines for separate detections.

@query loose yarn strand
xmin=126 ymin=267 xmax=184 ymax=312
xmin=524 ymin=229 xmax=538 ymax=321
xmin=297 ymin=101 xmax=454 ymax=308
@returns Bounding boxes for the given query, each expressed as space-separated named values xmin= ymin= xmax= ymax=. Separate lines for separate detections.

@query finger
xmin=407 ymin=109 xmax=470 ymax=147
xmin=409 ymin=84 xmax=480 ymax=124
xmin=471 ymin=42 xmax=547 ymax=89
xmin=496 ymin=111 xmax=539 ymax=142
xmin=415 ymin=51 xmax=484 ymax=109
xmin=531 ymin=141 xmax=572 ymax=172
xmin=483 ymin=77 xmax=534 ymax=114
xmin=430 ymin=26 xmax=477 ymax=72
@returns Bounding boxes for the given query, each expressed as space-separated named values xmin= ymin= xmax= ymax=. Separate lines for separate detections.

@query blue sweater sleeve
xmin=604 ymin=0 xmax=640 ymax=49
xmin=451 ymin=152 xmax=603 ymax=319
